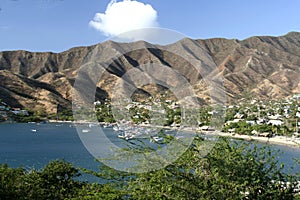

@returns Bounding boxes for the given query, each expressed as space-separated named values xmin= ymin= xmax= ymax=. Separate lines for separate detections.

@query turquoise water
xmin=0 ymin=123 xmax=299 ymax=181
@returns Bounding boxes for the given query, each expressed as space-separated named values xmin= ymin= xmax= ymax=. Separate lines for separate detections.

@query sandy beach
xmin=129 ymin=124 xmax=300 ymax=148
xmin=210 ymin=131 xmax=300 ymax=148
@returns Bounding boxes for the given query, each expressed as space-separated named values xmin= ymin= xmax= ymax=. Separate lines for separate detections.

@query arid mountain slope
xmin=0 ymin=32 xmax=299 ymax=113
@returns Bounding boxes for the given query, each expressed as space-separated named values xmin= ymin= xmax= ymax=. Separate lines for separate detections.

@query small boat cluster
xmin=113 ymin=121 xmax=161 ymax=141
xmin=67 ymin=121 xmax=178 ymax=143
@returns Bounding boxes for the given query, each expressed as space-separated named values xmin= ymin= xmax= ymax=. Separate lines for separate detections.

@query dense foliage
xmin=1 ymin=138 xmax=299 ymax=199
xmin=125 ymin=137 xmax=300 ymax=199
xmin=0 ymin=160 xmax=85 ymax=199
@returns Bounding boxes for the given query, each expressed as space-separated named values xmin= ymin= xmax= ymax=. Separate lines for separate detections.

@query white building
xmin=267 ymin=120 xmax=283 ymax=126
xmin=94 ymin=101 xmax=101 ymax=106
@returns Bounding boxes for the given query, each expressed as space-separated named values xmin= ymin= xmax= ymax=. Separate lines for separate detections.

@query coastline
xmin=9 ymin=119 xmax=300 ymax=148
xmin=138 ymin=124 xmax=300 ymax=148
xmin=125 ymin=124 xmax=300 ymax=148
xmin=211 ymin=131 xmax=300 ymax=148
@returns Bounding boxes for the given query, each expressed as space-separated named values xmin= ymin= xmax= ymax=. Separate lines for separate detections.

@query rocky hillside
xmin=0 ymin=32 xmax=300 ymax=114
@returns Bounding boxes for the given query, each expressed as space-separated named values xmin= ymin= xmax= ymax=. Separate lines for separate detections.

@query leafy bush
xmin=0 ymin=160 xmax=83 ymax=200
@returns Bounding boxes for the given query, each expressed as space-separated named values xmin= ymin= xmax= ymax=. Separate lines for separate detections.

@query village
xmin=1 ymin=94 xmax=300 ymax=139
xmin=93 ymin=94 xmax=300 ymax=138
xmin=222 ymin=94 xmax=300 ymax=137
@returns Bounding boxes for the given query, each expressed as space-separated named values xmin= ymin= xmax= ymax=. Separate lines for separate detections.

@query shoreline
xmin=4 ymin=120 xmax=300 ymax=148
xmin=46 ymin=120 xmax=300 ymax=148
xmin=137 ymin=123 xmax=300 ymax=148
xmin=211 ymin=131 xmax=300 ymax=148
xmin=70 ymin=121 xmax=300 ymax=148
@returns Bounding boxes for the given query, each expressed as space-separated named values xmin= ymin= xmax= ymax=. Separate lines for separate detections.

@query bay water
xmin=0 ymin=123 xmax=299 ymax=182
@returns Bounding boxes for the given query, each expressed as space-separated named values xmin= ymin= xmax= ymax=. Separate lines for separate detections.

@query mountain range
xmin=0 ymin=32 xmax=300 ymax=114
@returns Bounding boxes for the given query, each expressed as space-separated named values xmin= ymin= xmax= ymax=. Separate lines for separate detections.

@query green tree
xmin=0 ymin=164 xmax=26 ymax=199
xmin=124 ymin=137 xmax=299 ymax=199
xmin=0 ymin=160 xmax=84 ymax=200
xmin=1 ymin=139 xmax=299 ymax=199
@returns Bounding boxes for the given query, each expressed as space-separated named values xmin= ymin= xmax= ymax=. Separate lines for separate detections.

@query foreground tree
xmin=124 ymin=137 xmax=299 ymax=199
xmin=1 ymin=138 xmax=299 ymax=199
xmin=0 ymin=160 xmax=83 ymax=200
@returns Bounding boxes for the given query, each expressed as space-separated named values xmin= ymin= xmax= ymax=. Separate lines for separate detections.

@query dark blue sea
xmin=0 ymin=123 xmax=299 ymax=182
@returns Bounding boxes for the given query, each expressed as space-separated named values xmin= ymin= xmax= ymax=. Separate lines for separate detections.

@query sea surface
xmin=0 ymin=123 xmax=300 ymax=182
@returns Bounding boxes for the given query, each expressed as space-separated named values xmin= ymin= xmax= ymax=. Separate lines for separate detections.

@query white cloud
xmin=89 ymin=0 xmax=159 ymax=38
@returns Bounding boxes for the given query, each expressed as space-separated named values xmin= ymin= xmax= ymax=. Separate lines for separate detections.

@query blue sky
xmin=0 ymin=0 xmax=299 ymax=52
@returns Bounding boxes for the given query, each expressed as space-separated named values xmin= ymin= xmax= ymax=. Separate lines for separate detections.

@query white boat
xmin=118 ymin=131 xmax=134 ymax=140
xmin=164 ymin=129 xmax=174 ymax=133
xmin=175 ymin=135 xmax=184 ymax=140
xmin=125 ymin=135 xmax=134 ymax=140
xmin=30 ymin=129 xmax=37 ymax=132
xmin=113 ymin=126 xmax=119 ymax=131
xmin=82 ymin=129 xmax=91 ymax=133
xmin=118 ymin=134 xmax=126 ymax=139
xmin=88 ymin=123 xmax=98 ymax=128
xmin=103 ymin=123 xmax=113 ymax=128
xmin=151 ymin=136 xmax=164 ymax=143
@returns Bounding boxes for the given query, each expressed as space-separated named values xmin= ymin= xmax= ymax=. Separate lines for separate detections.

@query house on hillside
xmin=293 ymin=94 xmax=300 ymax=99
xmin=225 ymin=118 xmax=243 ymax=125
xmin=246 ymin=120 xmax=256 ymax=125
xmin=268 ymin=114 xmax=281 ymax=120
xmin=251 ymin=130 xmax=258 ymax=135
xmin=228 ymin=128 xmax=236 ymax=134
xmin=256 ymin=118 xmax=266 ymax=125
xmin=259 ymin=132 xmax=270 ymax=137
xmin=267 ymin=119 xmax=283 ymax=126
xmin=199 ymin=126 xmax=214 ymax=131
xmin=234 ymin=113 xmax=244 ymax=119
xmin=94 ymin=101 xmax=101 ymax=106
xmin=11 ymin=108 xmax=29 ymax=116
